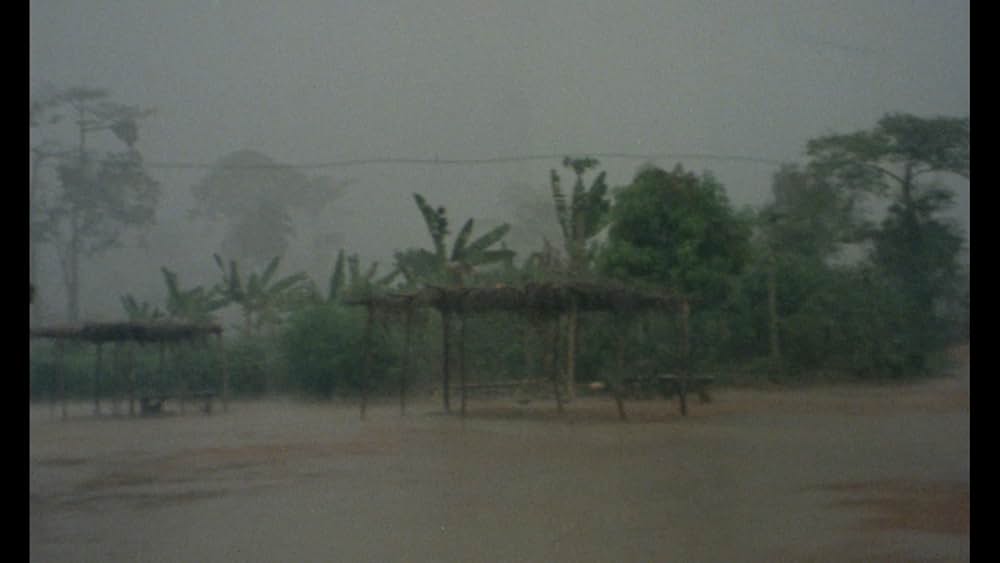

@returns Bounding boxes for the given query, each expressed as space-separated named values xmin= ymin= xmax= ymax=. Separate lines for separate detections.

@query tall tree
xmin=754 ymin=164 xmax=864 ymax=372
xmin=191 ymin=150 xmax=349 ymax=268
xmin=30 ymin=86 xmax=159 ymax=321
xmin=807 ymin=113 xmax=969 ymax=365
xmin=600 ymin=164 xmax=751 ymax=306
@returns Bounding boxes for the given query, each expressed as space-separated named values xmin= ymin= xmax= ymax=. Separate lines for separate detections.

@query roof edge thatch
xmin=344 ymin=281 xmax=686 ymax=315
xmin=30 ymin=321 xmax=223 ymax=344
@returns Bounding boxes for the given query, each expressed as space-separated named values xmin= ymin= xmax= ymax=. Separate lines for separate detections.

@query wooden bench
xmin=140 ymin=390 xmax=217 ymax=416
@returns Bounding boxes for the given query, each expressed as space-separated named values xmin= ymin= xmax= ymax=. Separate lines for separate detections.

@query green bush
xmin=281 ymin=304 xmax=398 ymax=398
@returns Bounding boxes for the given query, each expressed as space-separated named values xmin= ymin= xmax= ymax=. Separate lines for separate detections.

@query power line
xmin=35 ymin=151 xmax=788 ymax=171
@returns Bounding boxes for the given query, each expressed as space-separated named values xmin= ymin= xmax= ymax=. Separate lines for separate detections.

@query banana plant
xmin=550 ymin=157 xmax=611 ymax=273
xmin=315 ymin=249 xmax=400 ymax=303
xmin=159 ymin=267 xmax=227 ymax=323
xmin=213 ymin=254 xmax=311 ymax=335
xmin=550 ymin=157 xmax=612 ymax=400
xmin=393 ymin=193 xmax=515 ymax=287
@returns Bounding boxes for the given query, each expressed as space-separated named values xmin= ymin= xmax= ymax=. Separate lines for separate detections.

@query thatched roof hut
xmin=345 ymin=281 xmax=693 ymax=420
xmin=31 ymin=321 xmax=228 ymax=420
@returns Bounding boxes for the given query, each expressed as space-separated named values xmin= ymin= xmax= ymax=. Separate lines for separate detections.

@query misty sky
xmin=30 ymin=0 xmax=970 ymax=321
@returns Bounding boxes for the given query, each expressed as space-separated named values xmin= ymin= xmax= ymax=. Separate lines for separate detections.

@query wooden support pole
xmin=401 ymin=308 xmax=412 ymax=416
xmin=360 ymin=303 xmax=374 ymax=421
xmin=49 ymin=344 xmax=57 ymax=420
xmin=216 ymin=332 xmax=229 ymax=413
xmin=111 ymin=342 xmax=121 ymax=416
xmin=441 ymin=309 xmax=452 ymax=414
xmin=679 ymin=299 xmax=691 ymax=417
xmin=613 ymin=327 xmax=628 ymax=422
xmin=179 ymin=341 xmax=187 ymax=415
xmin=127 ymin=343 xmax=136 ymax=418
xmin=56 ymin=341 xmax=66 ymax=421
xmin=550 ymin=315 xmax=564 ymax=415
xmin=566 ymin=298 xmax=578 ymax=402
xmin=459 ymin=313 xmax=467 ymax=418
xmin=93 ymin=343 xmax=102 ymax=416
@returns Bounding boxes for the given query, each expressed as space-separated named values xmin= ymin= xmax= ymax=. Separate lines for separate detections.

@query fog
xmin=30 ymin=0 xmax=969 ymax=322
xmin=30 ymin=4 xmax=971 ymax=560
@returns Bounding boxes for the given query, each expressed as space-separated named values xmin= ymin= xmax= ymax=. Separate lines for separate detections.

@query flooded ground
xmin=30 ymin=347 xmax=969 ymax=562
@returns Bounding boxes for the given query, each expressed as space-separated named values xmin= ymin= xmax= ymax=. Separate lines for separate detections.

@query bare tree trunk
xmin=30 ymin=153 xmax=45 ymax=327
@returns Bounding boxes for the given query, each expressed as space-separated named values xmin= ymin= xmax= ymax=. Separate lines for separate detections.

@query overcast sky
xmin=30 ymin=0 xmax=970 ymax=320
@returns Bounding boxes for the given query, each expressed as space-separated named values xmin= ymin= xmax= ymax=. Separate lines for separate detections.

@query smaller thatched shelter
xmin=31 ymin=321 xmax=227 ymax=420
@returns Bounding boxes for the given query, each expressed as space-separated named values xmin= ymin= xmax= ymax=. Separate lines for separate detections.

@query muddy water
xmin=30 ymin=351 xmax=969 ymax=562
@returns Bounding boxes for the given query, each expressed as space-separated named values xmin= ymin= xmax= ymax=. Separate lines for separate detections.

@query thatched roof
xmin=30 ymin=321 xmax=223 ymax=344
xmin=344 ymin=281 xmax=684 ymax=315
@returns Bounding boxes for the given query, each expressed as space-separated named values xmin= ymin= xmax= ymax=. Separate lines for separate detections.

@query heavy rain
xmin=30 ymin=2 xmax=969 ymax=561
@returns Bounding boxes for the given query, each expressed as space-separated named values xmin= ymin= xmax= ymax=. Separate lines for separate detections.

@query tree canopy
xmin=599 ymin=164 xmax=752 ymax=305
xmin=30 ymin=85 xmax=160 ymax=321
xmin=191 ymin=149 xmax=349 ymax=266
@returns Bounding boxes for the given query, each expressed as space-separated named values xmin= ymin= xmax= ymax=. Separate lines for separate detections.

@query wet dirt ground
xmin=30 ymin=347 xmax=969 ymax=562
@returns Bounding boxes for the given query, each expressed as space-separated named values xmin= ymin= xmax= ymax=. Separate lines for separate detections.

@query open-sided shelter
xmin=346 ymin=281 xmax=695 ymax=421
xmin=30 ymin=321 xmax=227 ymax=420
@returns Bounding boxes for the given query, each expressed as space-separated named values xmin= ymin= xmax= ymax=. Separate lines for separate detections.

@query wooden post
xmin=401 ymin=307 xmax=412 ymax=416
xmin=679 ymin=299 xmax=691 ymax=417
xmin=767 ymin=255 xmax=783 ymax=377
xmin=127 ymin=343 xmax=136 ymax=417
xmin=360 ymin=303 xmax=374 ymax=421
xmin=441 ymin=308 xmax=451 ymax=414
xmin=56 ymin=341 xmax=67 ymax=421
xmin=179 ymin=341 xmax=189 ymax=415
xmin=216 ymin=332 xmax=229 ymax=413
xmin=93 ymin=343 xmax=102 ymax=416
xmin=49 ymin=342 xmax=57 ymax=420
xmin=458 ymin=313 xmax=467 ymax=417
xmin=111 ymin=342 xmax=121 ymax=416
xmin=566 ymin=298 xmax=578 ymax=402
xmin=613 ymin=325 xmax=628 ymax=422
xmin=550 ymin=314 xmax=564 ymax=415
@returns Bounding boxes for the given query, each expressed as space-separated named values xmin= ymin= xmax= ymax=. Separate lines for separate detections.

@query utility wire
xmin=34 ymin=151 xmax=787 ymax=170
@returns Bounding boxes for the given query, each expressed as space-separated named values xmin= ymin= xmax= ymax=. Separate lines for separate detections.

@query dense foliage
xmin=31 ymin=112 xmax=969 ymax=403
